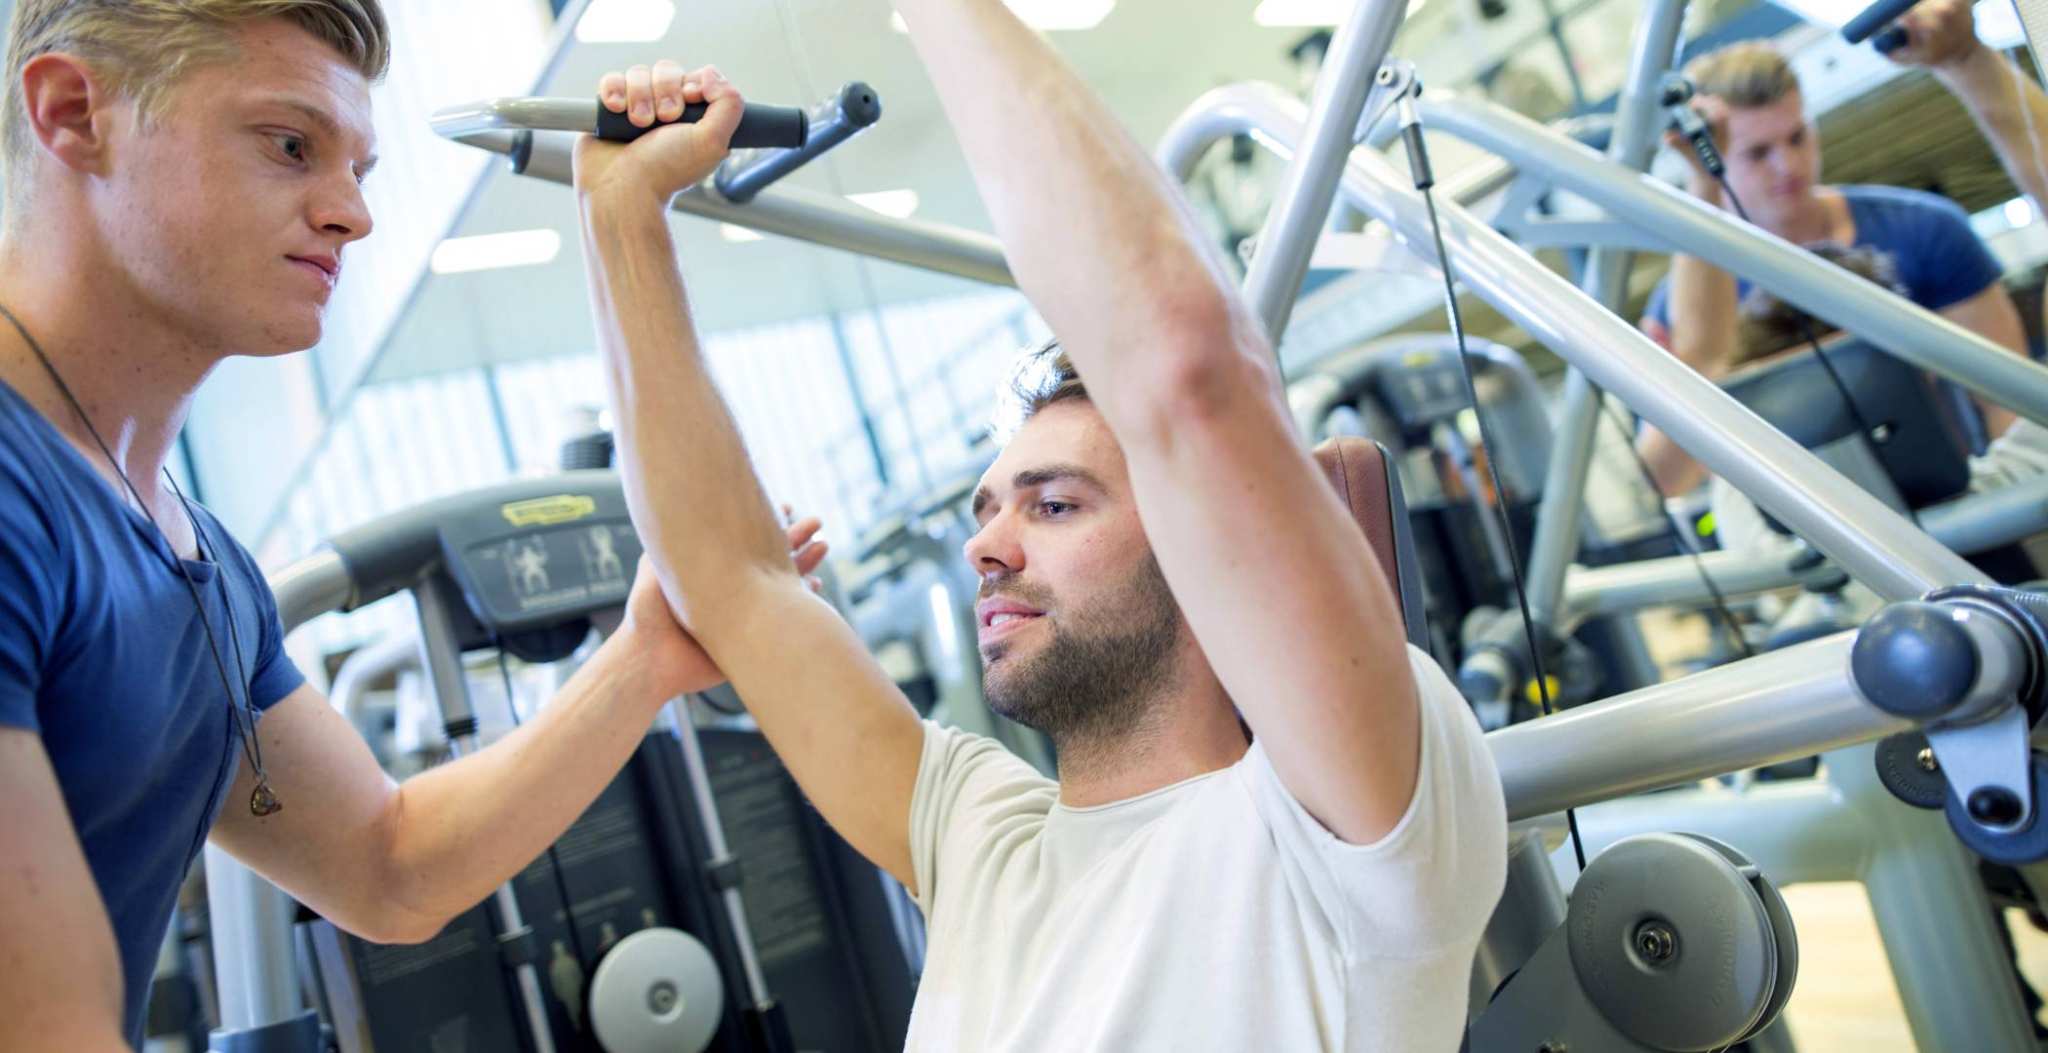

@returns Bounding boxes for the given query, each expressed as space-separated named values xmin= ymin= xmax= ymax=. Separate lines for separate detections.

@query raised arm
xmin=891 ymin=2 xmax=1422 ymax=842
xmin=0 ymin=730 xmax=131 ymax=1050
xmin=1895 ymin=0 xmax=2048 ymax=210
xmin=1637 ymin=109 xmax=1741 ymax=495
xmin=570 ymin=63 xmax=923 ymax=887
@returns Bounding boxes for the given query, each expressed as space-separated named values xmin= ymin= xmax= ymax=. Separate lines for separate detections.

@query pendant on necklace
xmin=250 ymin=780 xmax=283 ymax=817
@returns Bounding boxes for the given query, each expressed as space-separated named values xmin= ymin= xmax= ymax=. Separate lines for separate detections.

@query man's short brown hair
xmin=1007 ymin=338 xmax=1088 ymax=421
xmin=1684 ymin=39 xmax=1801 ymax=109
xmin=2 ymin=1 xmax=390 ymax=202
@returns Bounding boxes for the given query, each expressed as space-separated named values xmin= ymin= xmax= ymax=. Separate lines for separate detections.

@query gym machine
xmin=1293 ymin=335 xmax=1551 ymax=658
xmin=207 ymin=472 xmax=917 ymax=1053
xmin=410 ymin=9 xmax=2048 ymax=1046
xmin=1158 ymin=0 xmax=2048 ymax=1045
xmin=1291 ymin=335 xmax=1676 ymax=720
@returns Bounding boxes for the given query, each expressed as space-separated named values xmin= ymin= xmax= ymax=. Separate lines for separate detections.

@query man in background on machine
xmin=571 ymin=1 xmax=1507 ymax=1049
xmin=0 ymin=4 xmax=821 ymax=1048
xmin=1639 ymin=37 xmax=2032 ymax=494
xmin=1708 ymin=241 xmax=2047 ymax=558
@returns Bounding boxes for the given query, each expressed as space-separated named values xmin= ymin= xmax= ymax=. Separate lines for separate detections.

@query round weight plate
xmin=1748 ymin=864 xmax=1801 ymax=1042
xmin=1944 ymin=751 xmax=2048 ymax=867
xmin=1874 ymin=732 xmax=1948 ymax=809
xmin=1567 ymin=833 xmax=1779 ymax=1051
xmin=587 ymin=927 xmax=724 ymax=1053
xmin=1685 ymin=836 xmax=1802 ymax=1043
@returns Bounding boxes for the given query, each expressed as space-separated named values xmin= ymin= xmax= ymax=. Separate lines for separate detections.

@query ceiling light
xmin=1974 ymin=0 xmax=2026 ymax=48
xmin=430 ymin=229 xmax=561 ymax=275
xmin=891 ymin=0 xmax=1114 ymax=33
xmin=720 ymin=224 xmax=764 ymax=243
xmin=2004 ymin=196 xmax=2035 ymax=229
xmin=575 ymin=0 xmax=677 ymax=43
xmin=1253 ymin=0 xmax=1425 ymax=25
xmin=1253 ymin=0 xmax=1345 ymax=25
xmin=849 ymin=189 xmax=920 ymax=219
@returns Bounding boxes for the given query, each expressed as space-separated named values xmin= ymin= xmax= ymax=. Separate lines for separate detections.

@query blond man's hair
xmin=1684 ymin=39 xmax=1801 ymax=109
xmin=2 ymin=0 xmax=389 ymax=201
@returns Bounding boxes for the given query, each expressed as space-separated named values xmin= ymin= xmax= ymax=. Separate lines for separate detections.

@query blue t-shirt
xmin=0 ymin=379 xmax=302 ymax=1045
xmin=1644 ymin=184 xmax=2005 ymax=326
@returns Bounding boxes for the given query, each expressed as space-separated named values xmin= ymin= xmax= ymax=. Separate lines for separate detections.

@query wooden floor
xmin=1742 ymin=878 xmax=2048 ymax=1052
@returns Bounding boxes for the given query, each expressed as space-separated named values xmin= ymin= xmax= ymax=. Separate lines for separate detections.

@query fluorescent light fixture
xmin=1252 ymin=0 xmax=1345 ymax=25
xmin=2005 ymin=196 xmax=2035 ymax=228
xmin=1975 ymin=0 xmax=2026 ymax=49
xmin=1253 ymin=0 xmax=1425 ymax=26
xmin=892 ymin=0 xmax=1113 ymax=32
xmin=1762 ymin=0 xmax=1868 ymax=25
xmin=429 ymin=229 xmax=561 ymax=275
xmin=719 ymin=224 xmax=764 ymax=243
xmin=575 ymin=0 xmax=676 ymax=43
xmin=849 ymin=189 xmax=920 ymax=219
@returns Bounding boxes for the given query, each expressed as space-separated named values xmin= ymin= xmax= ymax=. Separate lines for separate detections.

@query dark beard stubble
xmin=979 ymin=552 xmax=1183 ymax=759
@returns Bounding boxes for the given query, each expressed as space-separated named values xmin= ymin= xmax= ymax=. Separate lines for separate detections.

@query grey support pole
xmin=1414 ymin=95 xmax=2048 ymax=428
xmin=661 ymin=700 xmax=777 ymax=1011
xmin=1830 ymin=745 xmax=2038 ymax=1051
xmin=457 ymin=131 xmax=1015 ymax=289
xmin=202 ymin=844 xmax=306 ymax=1038
xmin=1486 ymin=632 xmax=1913 ymax=818
xmin=1239 ymin=0 xmax=1408 ymax=344
xmin=414 ymin=576 xmax=558 ymax=1053
xmin=1161 ymin=84 xmax=1985 ymax=599
xmin=1521 ymin=0 xmax=1688 ymax=623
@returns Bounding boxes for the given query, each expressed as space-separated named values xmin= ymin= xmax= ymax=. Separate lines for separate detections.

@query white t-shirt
xmin=903 ymin=645 xmax=1508 ymax=1052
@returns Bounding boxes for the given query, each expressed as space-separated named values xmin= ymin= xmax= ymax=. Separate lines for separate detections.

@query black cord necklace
xmin=0 ymin=301 xmax=280 ymax=817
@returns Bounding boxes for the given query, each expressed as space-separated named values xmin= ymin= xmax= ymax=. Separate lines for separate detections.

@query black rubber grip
xmin=595 ymin=98 xmax=808 ymax=149
xmin=1872 ymin=23 xmax=1910 ymax=54
xmin=1402 ymin=122 xmax=1434 ymax=190
xmin=1842 ymin=0 xmax=1916 ymax=42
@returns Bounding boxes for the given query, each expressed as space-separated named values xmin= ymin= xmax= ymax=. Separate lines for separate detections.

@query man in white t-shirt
xmin=565 ymin=0 xmax=1510 ymax=1048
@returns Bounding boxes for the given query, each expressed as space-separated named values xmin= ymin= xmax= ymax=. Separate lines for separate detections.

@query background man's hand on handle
xmin=1887 ymin=0 xmax=1986 ymax=71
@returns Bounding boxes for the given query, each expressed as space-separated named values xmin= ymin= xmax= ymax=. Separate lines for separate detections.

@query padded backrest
xmin=1720 ymin=338 xmax=1972 ymax=509
xmin=1311 ymin=437 xmax=1431 ymax=648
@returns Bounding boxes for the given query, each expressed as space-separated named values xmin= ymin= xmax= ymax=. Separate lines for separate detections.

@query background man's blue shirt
xmin=0 ymin=378 xmax=302 ymax=1045
xmin=1644 ymin=184 xmax=2005 ymax=326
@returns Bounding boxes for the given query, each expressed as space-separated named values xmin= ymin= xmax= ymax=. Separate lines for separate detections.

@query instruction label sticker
xmin=500 ymin=494 xmax=597 ymax=528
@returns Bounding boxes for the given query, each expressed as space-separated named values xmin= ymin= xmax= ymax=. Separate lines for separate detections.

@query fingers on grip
xmin=625 ymin=64 xmax=656 ymax=125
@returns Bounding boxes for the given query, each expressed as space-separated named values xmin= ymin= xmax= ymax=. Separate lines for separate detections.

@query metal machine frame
xmin=196 ymin=4 xmax=2048 ymax=1048
xmin=1145 ymin=0 xmax=2048 ymax=1048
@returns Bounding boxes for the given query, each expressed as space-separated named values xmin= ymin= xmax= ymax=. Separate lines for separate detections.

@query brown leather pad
xmin=1312 ymin=436 xmax=1403 ymax=600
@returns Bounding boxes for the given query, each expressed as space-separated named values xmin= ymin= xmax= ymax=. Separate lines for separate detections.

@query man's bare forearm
xmin=891 ymin=0 xmax=1259 ymax=420
xmin=578 ymin=192 xmax=790 ymax=613
xmin=376 ymin=635 xmax=670 ymax=935
xmin=575 ymin=173 xmax=923 ymax=887
xmin=1939 ymin=48 xmax=2048 ymax=207
xmin=1638 ymin=426 xmax=1709 ymax=495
